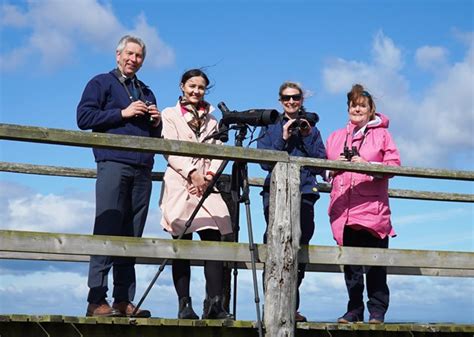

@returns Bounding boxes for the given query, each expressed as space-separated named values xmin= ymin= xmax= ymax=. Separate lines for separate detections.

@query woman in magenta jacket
xmin=326 ymin=84 xmax=401 ymax=324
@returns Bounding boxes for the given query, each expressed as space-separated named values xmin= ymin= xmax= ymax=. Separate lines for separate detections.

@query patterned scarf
xmin=179 ymin=96 xmax=211 ymax=138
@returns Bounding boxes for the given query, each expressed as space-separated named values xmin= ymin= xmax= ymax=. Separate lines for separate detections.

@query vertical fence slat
xmin=264 ymin=163 xmax=301 ymax=336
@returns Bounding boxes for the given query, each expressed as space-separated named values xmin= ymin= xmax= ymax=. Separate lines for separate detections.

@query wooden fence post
xmin=264 ymin=162 xmax=301 ymax=336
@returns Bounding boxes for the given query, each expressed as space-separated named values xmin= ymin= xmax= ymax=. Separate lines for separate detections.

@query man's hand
xmin=147 ymin=103 xmax=161 ymax=127
xmin=121 ymin=101 xmax=149 ymax=119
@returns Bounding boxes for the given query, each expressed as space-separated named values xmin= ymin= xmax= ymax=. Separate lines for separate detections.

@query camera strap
xmin=112 ymin=68 xmax=146 ymax=103
xmin=344 ymin=124 xmax=369 ymax=153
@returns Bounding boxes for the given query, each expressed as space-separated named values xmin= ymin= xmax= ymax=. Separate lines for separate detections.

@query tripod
xmin=133 ymin=124 xmax=263 ymax=337
xmin=228 ymin=125 xmax=263 ymax=337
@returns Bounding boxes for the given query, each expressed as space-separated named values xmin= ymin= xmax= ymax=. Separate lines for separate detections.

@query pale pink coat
xmin=159 ymin=102 xmax=232 ymax=236
xmin=326 ymin=113 xmax=401 ymax=246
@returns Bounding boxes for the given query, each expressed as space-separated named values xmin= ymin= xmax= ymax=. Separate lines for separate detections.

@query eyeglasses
xmin=362 ymin=91 xmax=371 ymax=97
xmin=280 ymin=94 xmax=302 ymax=102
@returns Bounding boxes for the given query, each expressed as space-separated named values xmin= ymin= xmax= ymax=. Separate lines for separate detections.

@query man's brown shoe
xmin=113 ymin=301 xmax=151 ymax=318
xmin=295 ymin=311 xmax=307 ymax=322
xmin=86 ymin=300 xmax=121 ymax=317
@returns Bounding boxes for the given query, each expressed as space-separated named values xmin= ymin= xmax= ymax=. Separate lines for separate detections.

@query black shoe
xmin=202 ymin=295 xmax=233 ymax=320
xmin=338 ymin=310 xmax=364 ymax=323
xmin=178 ymin=297 xmax=199 ymax=319
xmin=295 ymin=311 xmax=307 ymax=322
xmin=369 ymin=313 xmax=385 ymax=324
xmin=202 ymin=295 xmax=210 ymax=318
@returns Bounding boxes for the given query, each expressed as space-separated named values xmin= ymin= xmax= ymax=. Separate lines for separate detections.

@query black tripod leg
xmin=239 ymin=164 xmax=263 ymax=337
xmin=132 ymin=159 xmax=230 ymax=316
xmin=244 ymin=201 xmax=263 ymax=337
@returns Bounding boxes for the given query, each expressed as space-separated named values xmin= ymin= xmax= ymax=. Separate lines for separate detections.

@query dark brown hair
xmin=180 ymin=68 xmax=210 ymax=87
xmin=347 ymin=84 xmax=376 ymax=119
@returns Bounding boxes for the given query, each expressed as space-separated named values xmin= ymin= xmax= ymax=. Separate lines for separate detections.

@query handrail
xmin=2 ymin=123 xmax=474 ymax=181
xmin=0 ymin=123 xmax=288 ymax=164
xmin=1 ymin=161 xmax=472 ymax=202
xmin=1 ymin=230 xmax=472 ymax=276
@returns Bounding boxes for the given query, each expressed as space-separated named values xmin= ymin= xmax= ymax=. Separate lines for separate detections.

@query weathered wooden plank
xmin=0 ymin=230 xmax=473 ymax=270
xmin=0 ymin=161 xmax=166 ymax=181
xmin=0 ymin=123 xmax=288 ymax=164
xmin=386 ymin=188 xmax=474 ymax=202
xmin=264 ymin=162 xmax=301 ymax=337
xmin=1 ymin=315 xmax=473 ymax=334
xmin=293 ymin=157 xmax=474 ymax=181
xmin=2 ymin=123 xmax=473 ymax=181
xmin=0 ymin=230 xmax=258 ymax=263
xmin=2 ymin=251 xmax=474 ymax=277
xmin=2 ymin=162 xmax=473 ymax=202
xmin=301 ymin=244 xmax=474 ymax=270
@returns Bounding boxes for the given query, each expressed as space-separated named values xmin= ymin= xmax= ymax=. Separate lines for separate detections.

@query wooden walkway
xmin=1 ymin=315 xmax=473 ymax=337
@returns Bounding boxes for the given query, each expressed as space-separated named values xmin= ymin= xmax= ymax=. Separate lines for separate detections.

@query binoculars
xmin=341 ymin=146 xmax=359 ymax=161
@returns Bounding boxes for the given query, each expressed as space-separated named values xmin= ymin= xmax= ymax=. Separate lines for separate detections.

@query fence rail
xmin=2 ymin=123 xmax=473 ymax=179
xmin=1 ymin=161 xmax=473 ymax=202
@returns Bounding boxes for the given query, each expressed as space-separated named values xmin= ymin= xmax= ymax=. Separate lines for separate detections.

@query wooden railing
xmin=1 ymin=123 xmax=473 ymax=337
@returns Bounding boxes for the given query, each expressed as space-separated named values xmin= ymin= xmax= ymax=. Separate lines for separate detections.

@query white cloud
xmin=322 ymin=30 xmax=474 ymax=168
xmin=0 ymin=0 xmax=174 ymax=71
xmin=372 ymin=30 xmax=403 ymax=71
xmin=129 ymin=13 xmax=175 ymax=69
xmin=0 ymin=180 xmax=94 ymax=233
xmin=0 ymin=180 xmax=169 ymax=236
xmin=7 ymin=193 xmax=94 ymax=232
xmin=322 ymin=31 xmax=409 ymax=98
xmin=0 ymin=3 xmax=28 ymax=27
xmin=389 ymin=276 xmax=474 ymax=322
xmin=415 ymin=46 xmax=449 ymax=70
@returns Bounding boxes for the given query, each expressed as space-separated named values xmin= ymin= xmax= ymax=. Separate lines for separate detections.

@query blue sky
xmin=0 ymin=0 xmax=473 ymax=323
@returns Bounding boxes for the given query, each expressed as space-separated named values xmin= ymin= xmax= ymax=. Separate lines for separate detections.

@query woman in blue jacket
xmin=257 ymin=81 xmax=326 ymax=322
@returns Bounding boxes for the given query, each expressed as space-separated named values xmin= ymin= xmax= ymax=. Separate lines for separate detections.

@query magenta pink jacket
xmin=326 ymin=113 xmax=401 ymax=246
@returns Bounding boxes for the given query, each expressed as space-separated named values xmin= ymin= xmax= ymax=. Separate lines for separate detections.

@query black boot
xmin=202 ymin=295 xmax=233 ymax=319
xmin=178 ymin=297 xmax=199 ymax=319
xmin=202 ymin=295 xmax=210 ymax=319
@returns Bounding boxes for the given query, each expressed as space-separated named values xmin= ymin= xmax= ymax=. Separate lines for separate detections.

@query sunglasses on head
xmin=280 ymin=94 xmax=302 ymax=102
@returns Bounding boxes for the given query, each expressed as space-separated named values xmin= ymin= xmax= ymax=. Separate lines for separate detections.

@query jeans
xmin=342 ymin=226 xmax=389 ymax=317
xmin=87 ymin=161 xmax=152 ymax=304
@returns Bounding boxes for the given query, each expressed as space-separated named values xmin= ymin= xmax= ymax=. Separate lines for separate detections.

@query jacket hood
xmin=369 ymin=113 xmax=390 ymax=129
xmin=349 ymin=112 xmax=390 ymax=135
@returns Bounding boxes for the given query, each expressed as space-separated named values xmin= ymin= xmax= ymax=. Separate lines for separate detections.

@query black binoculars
xmin=144 ymin=100 xmax=156 ymax=124
xmin=288 ymin=110 xmax=319 ymax=136
xmin=341 ymin=146 xmax=359 ymax=161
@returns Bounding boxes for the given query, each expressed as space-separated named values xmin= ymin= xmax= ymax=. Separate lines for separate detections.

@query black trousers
xmin=87 ymin=161 xmax=152 ymax=304
xmin=172 ymin=229 xmax=224 ymax=299
xmin=342 ymin=226 xmax=389 ymax=317
xmin=263 ymin=193 xmax=317 ymax=311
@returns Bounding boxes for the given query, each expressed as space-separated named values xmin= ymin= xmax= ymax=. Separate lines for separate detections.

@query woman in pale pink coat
xmin=159 ymin=69 xmax=232 ymax=320
xmin=326 ymin=84 xmax=401 ymax=324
